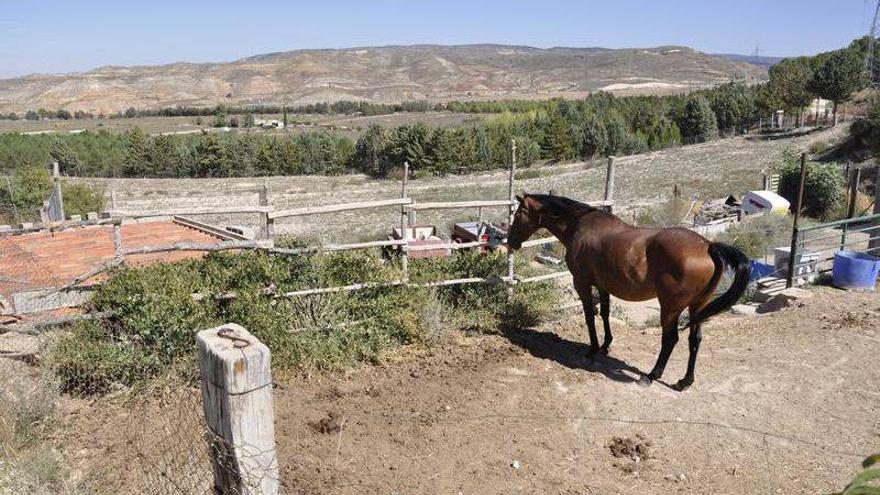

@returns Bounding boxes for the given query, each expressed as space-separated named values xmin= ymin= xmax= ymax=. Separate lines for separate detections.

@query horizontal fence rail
xmin=270 ymin=198 xmax=412 ymax=219
xmin=3 ymin=149 xmax=616 ymax=327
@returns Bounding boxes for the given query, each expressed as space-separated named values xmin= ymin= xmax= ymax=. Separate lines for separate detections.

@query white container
xmin=742 ymin=190 xmax=790 ymax=216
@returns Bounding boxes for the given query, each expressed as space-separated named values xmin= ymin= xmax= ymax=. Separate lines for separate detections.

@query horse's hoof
xmin=599 ymin=345 xmax=610 ymax=355
xmin=637 ymin=375 xmax=653 ymax=387
xmin=673 ymin=379 xmax=693 ymax=392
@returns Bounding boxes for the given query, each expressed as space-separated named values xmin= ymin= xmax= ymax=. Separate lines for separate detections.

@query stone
xmin=510 ymin=460 xmax=521 ymax=469
xmin=86 ymin=212 xmax=99 ymax=221
xmin=756 ymin=287 xmax=812 ymax=314
xmin=731 ymin=303 xmax=760 ymax=316
xmin=68 ymin=214 xmax=82 ymax=222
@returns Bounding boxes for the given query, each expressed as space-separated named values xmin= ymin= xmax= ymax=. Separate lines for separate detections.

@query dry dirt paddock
xmin=43 ymin=285 xmax=880 ymax=494
xmin=265 ymin=286 xmax=879 ymax=494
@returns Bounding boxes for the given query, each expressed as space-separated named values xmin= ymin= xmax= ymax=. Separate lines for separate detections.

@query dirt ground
xmin=4 ymin=284 xmax=879 ymax=494
xmin=268 ymin=286 xmax=879 ymax=495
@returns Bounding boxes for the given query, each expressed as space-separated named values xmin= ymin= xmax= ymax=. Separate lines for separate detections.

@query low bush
xmin=715 ymin=213 xmax=795 ymax=259
xmin=776 ymin=148 xmax=845 ymax=219
xmin=48 ymin=249 xmax=558 ymax=395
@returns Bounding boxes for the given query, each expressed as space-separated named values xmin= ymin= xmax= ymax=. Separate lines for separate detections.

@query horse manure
xmin=608 ymin=435 xmax=652 ymax=461
xmin=313 ymin=412 xmax=343 ymax=434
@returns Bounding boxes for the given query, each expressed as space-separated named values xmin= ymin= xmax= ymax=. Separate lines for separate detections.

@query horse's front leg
xmin=639 ymin=304 xmax=684 ymax=387
xmin=574 ymin=281 xmax=600 ymax=356
xmin=598 ymin=289 xmax=613 ymax=354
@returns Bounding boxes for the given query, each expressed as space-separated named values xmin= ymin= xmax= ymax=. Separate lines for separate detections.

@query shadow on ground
xmin=500 ymin=325 xmax=645 ymax=384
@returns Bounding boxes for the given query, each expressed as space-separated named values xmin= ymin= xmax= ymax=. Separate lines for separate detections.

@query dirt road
xmin=272 ymin=286 xmax=879 ymax=494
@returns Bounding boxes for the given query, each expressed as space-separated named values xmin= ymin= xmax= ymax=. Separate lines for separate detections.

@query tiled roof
xmin=0 ymin=220 xmax=223 ymax=314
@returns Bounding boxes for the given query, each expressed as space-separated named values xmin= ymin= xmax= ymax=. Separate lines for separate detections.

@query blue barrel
xmin=832 ymin=250 xmax=880 ymax=291
xmin=749 ymin=260 xmax=775 ymax=281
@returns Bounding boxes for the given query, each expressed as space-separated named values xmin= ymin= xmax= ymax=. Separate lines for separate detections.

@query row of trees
xmin=0 ymin=109 xmax=97 ymax=121
xmin=763 ymin=37 xmax=868 ymax=126
xmin=0 ymin=100 xmax=440 ymax=121
xmin=0 ymin=87 xmax=748 ymax=179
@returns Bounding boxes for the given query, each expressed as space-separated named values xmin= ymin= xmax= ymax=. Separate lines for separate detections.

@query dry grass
xmin=72 ymin=125 xmax=848 ymax=245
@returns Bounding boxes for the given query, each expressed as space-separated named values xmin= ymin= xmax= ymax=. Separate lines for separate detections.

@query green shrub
xmin=776 ymin=148 xmax=845 ymax=219
xmin=715 ymin=213 xmax=794 ymax=259
xmin=48 ymin=249 xmax=558 ymax=395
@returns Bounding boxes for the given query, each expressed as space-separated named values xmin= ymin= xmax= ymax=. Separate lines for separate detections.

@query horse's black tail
xmin=688 ymin=242 xmax=750 ymax=328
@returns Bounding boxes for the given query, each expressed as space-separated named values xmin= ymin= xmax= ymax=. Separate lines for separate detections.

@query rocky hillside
xmin=0 ymin=44 xmax=766 ymax=114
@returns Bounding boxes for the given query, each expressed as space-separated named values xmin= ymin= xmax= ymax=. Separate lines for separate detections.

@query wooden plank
xmin=405 ymin=240 xmax=485 ymax=251
xmin=520 ymin=236 xmax=559 ymax=248
xmin=270 ymin=198 xmax=411 ymax=219
xmin=516 ymin=271 xmax=572 ymax=284
xmin=324 ymin=239 xmax=406 ymax=251
xmin=406 ymin=199 xmax=513 ymax=211
xmin=120 ymin=239 xmax=274 ymax=256
xmin=278 ymin=280 xmax=405 ymax=297
xmin=197 ymin=324 xmax=278 ymax=495
xmin=110 ymin=205 xmax=272 ymax=218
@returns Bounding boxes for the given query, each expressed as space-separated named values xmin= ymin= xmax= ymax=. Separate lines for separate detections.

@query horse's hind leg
xmin=639 ymin=304 xmax=685 ymax=387
xmin=675 ymin=304 xmax=706 ymax=391
xmin=574 ymin=281 xmax=600 ymax=355
xmin=598 ymin=289 xmax=613 ymax=354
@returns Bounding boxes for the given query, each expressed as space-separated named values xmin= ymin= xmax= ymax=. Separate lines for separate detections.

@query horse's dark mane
xmin=529 ymin=193 xmax=596 ymax=217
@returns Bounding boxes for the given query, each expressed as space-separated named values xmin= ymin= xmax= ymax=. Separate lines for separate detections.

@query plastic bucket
xmin=832 ymin=250 xmax=880 ymax=291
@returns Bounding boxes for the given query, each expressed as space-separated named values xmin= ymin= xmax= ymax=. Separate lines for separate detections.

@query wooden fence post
xmin=400 ymin=162 xmax=410 ymax=281
xmin=604 ymin=156 xmax=616 ymax=213
xmin=197 ymin=323 xmax=278 ymax=495
xmin=841 ymin=167 xmax=861 ymax=250
xmin=507 ymin=140 xmax=517 ymax=283
xmin=871 ymin=166 xmax=880 ymax=253
xmin=258 ymin=185 xmax=270 ymax=240
xmin=786 ymin=152 xmax=808 ymax=288
xmin=52 ymin=161 xmax=65 ymax=220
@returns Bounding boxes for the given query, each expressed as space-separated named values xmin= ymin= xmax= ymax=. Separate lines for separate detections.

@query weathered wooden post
xmin=840 ymin=167 xmax=861 ymax=250
xmin=52 ymin=161 xmax=65 ymax=220
xmin=112 ymin=221 xmax=123 ymax=260
xmin=258 ymin=185 xmax=270 ymax=240
xmin=400 ymin=161 xmax=410 ymax=281
xmin=506 ymin=140 xmax=517 ymax=283
xmin=786 ymin=152 xmax=808 ymax=288
xmin=871 ymin=166 xmax=880 ymax=254
xmin=197 ymin=324 xmax=278 ymax=495
xmin=604 ymin=156 xmax=616 ymax=213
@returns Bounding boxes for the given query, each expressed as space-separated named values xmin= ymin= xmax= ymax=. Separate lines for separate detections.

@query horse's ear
xmin=515 ymin=194 xmax=524 ymax=204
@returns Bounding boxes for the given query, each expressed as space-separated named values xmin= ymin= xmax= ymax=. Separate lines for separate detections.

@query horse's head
xmin=506 ymin=192 xmax=543 ymax=250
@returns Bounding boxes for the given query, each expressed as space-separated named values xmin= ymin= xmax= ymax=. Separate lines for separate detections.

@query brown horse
xmin=506 ymin=193 xmax=749 ymax=391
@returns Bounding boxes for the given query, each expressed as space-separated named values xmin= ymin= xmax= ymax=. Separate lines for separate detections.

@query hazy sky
xmin=0 ymin=0 xmax=875 ymax=78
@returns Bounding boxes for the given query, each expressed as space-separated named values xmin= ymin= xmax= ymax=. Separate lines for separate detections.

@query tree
xmin=124 ymin=107 xmax=138 ymax=118
xmin=675 ymin=94 xmax=718 ymax=142
xmin=543 ymin=112 xmax=576 ymax=161
xmin=353 ymin=124 xmax=391 ymax=176
xmin=807 ymin=49 xmax=867 ymax=125
xmin=149 ymin=134 xmax=178 ymax=177
xmin=576 ymin=113 xmax=608 ymax=158
xmin=123 ymin=128 xmax=152 ymax=177
xmin=193 ymin=135 xmax=227 ymax=177
xmin=709 ymin=83 xmax=758 ymax=133
xmin=49 ymin=138 xmax=82 ymax=176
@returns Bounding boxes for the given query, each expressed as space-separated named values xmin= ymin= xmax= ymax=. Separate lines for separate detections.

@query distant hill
xmin=0 ymin=44 xmax=767 ymax=114
xmin=713 ymin=53 xmax=784 ymax=69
